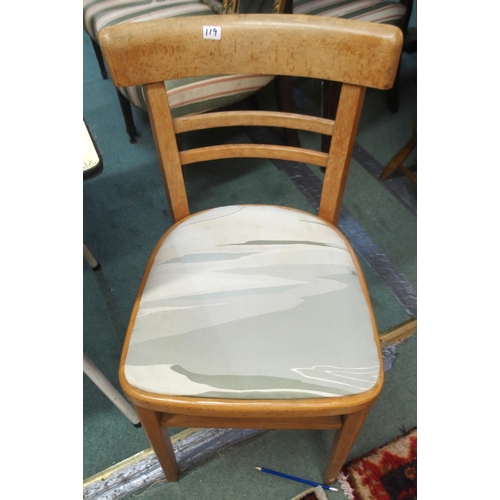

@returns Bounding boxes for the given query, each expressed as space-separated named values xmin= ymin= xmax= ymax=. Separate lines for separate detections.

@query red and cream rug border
xmin=337 ymin=428 xmax=417 ymax=499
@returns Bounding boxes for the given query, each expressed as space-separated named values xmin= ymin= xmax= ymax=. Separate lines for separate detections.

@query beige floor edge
xmin=83 ymin=428 xmax=200 ymax=487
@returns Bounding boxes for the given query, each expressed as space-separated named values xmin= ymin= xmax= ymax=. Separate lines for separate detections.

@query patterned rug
xmin=337 ymin=428 xmax=417 ymax=499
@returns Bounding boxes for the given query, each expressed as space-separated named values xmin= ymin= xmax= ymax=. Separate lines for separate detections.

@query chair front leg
xmin=134 ymin=406 xmax=180 ymax=482
xmin=323 ymin=408 xmax=370 ymax=484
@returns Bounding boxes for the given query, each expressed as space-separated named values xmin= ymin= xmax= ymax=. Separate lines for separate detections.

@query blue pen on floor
xmin=255 ymin=466 xmax=339 ymax=492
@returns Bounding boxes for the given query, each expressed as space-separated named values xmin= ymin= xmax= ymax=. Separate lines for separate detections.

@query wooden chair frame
xmin=100 ymin=14 xmax=402 ymax=484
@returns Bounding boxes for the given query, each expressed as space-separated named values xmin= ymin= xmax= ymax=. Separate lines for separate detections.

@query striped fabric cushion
xmin=83 ymin=0 xmax=215 ymax=43
xmin=84 ymin=0 xmax=274 ymax=114
xmin=293 ymin=0 xmax=406 ymax=26
xmin=124 ymin=205 xmax=380 ymax=399
xmin=119 ymin=74 xmax=274 ymax=117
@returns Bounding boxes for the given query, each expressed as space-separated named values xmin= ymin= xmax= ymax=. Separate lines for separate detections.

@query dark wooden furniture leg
xmin=275 ymin=76 xmax=301 ymax=147
xmin=387 ymin=61 xmax=401 ymax=113
xmin=276 ymin=0 xmax=301 ymax=148
xmin=116 ymin=89 xmax=139 ymax=143
xmin=321 ymin=80 xmax=342 ymax=152
xmin=91 ymin=39 xmax=108 ymax=80
xmin=388 ymin=0 xmax=415 ymax=114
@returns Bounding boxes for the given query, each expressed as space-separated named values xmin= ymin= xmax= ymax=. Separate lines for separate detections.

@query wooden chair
xmin=99 ymin=14 xmax=402 ymax=484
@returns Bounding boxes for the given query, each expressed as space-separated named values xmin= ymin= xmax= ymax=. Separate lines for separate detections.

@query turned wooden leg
xmin=134 ymin=406 xmax=179 ymax=482
xmin=91 ymin=39 xmax=108 ymax=80
xmin=323 ymin=408 xmax=369 ymax=484
xmin=116 ymin=90 xmax=139 ymax=143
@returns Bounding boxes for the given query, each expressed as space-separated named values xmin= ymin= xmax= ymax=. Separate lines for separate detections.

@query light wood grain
xmin=324 ymin=408 xmax=370 ymax=483
xmin=160 ymin=413 xmax=343 ymax=430
xmin=134 ymin=406 xmax=179 ymax=482
xmin=146 ymin=82 xmax=190 ymax=223
xmin=99 ymin=15 xmax=402 ymax=89
xmin=173 ymin=110 xmax=335 ymax=136
xmin=179 ymin=144 xmax=328 ymax=167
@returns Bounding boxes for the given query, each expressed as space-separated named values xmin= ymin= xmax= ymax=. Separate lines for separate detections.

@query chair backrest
xmin=99 ymin=14 xmax=402 ymax=226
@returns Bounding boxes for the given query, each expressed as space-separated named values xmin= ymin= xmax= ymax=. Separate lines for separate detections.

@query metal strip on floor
xmin=83 ymin=428 xmax=265 ymax=499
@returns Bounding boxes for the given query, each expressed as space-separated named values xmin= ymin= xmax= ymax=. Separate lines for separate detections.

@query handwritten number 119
xmin=203 ymin=26 xmax=221 ymax=40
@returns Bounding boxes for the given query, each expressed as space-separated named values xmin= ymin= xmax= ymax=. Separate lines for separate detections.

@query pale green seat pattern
xmin=124 ymin=205 xmax=380 ymax=400
xmin=293 ymin=0 xmax=406 ymax=25
xmin=84 ymin=0 xmax=274 ymax=116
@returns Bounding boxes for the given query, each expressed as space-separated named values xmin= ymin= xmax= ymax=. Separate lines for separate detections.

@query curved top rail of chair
xmin=99 ymin=14 xmax=403 ymax=90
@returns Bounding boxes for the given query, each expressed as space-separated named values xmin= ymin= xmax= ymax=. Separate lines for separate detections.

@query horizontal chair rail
xmin=125 ymin=388 xmax=380 ymax=417
xmin=173 ymin=110 xmax=335 ymax=136
xmin=180 ymin=144 xmax=329 ymax=167
xmin=160 ymin=414 xmax=343 ymax=430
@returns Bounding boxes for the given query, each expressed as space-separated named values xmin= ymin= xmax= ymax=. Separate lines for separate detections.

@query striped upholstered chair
xmin=83 ymin=0 xmax=286 ymax=142
xmin=290 ymin=0 xmax=414 ymax=114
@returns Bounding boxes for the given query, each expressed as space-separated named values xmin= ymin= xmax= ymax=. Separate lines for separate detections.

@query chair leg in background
xmin=83 ymin=353 xmax=141 ymax=426
xmin=275 ymin=76 xmax=301 ymax=148
xmin=379 ymin=138 xmax=415 ymax=180
xmin=387 ymin=60 xmax=401 ymax=114
xmin=323 ymin=408 xmax=369 ymax=484
xmin=134 ymin=407 xmax=180 ymax=482
xmin=83 ymin=243 xmax=101 ymax=271
xmin=321 ymin=81 xmax=342 ymax=153
xmin=91 ymin=39 xmax=108 ymax=80
xmin=379 ymin=119 xmax=417 ymax=182
xmin=116 ymin=90 xmax=139 ymax=143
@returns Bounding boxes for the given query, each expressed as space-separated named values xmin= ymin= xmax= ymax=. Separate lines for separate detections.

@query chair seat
xmin=124 ymin=205 xmax=381 ymax=400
